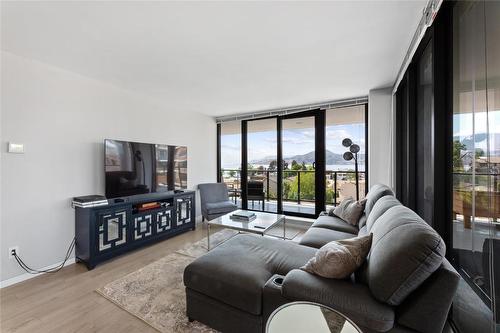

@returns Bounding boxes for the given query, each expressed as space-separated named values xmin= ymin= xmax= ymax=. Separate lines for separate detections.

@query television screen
xmin=104 ymin=139 xmax=187 ymax=198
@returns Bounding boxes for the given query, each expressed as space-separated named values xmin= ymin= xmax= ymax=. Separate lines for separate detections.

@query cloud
xmin=326 ymin=129 xmax=351 ymax=140
xmin=301 ymin=130 xmax=315 ymax=138
xmin=221 ymin=143 xmax=241 ymax=151
xmin=282 ymin=137 xmax=314 ymax=145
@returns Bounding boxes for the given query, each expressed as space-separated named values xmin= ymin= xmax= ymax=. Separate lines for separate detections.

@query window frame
xmin=217 ymin=104 xmax=368 ymax=217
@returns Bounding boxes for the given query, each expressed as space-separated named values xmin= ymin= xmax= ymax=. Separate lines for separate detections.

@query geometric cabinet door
xmin=96 ymin=209 xmax=128 ymax=253
xmin=176 ymin=197 xmax=192 ymax=226
xmin=133 ymin=213 xmax=154 ymax=241
xmin=156 ymin=209 xmax=173 ymax=234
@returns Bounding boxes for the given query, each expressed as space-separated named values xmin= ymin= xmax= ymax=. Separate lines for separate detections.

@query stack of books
xmin=72 ymin=195 xmax=108 ymax=208
xmin=137 ymin=202 xmax=161 ymax=211
xmin=230 ymin=211 xmax=257 ymax=222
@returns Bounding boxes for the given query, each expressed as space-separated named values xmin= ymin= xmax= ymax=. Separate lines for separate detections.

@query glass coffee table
xmin=266 ymin=301 xmax=362 ymax=333
xmin=207 ymin=210 xmax=286 ymax=250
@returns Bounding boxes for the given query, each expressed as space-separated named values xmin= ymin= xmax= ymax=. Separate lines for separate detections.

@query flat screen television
xmin=104 ymin=139 xmax=187 ymax=199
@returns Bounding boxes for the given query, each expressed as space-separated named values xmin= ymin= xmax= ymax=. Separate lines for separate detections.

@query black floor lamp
xmin=342 ymin=138 xmax=360 ymax=201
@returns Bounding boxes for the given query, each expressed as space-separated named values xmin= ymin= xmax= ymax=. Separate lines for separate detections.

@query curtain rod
xmin=215 ymin=96 xmax=368 ymax=123
xmin=392 ymin=0 xmax=443 ymax=94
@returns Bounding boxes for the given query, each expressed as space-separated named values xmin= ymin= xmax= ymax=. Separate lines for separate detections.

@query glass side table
xmin=266 ymin=301 xmax=362 ymax=333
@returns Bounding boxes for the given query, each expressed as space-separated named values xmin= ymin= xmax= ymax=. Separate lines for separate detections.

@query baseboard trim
xmin=0 ymin=258 xmax=76 ymax=289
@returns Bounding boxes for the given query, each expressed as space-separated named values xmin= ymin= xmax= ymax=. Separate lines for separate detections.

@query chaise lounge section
xmin=184 ymin=184 xmax=460 ymax=333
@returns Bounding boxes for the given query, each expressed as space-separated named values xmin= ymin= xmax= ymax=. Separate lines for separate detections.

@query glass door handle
xmin=312 ymin=162 xmax=316 ymax=169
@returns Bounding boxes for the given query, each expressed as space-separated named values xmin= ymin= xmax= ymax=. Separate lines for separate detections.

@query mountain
xmin=453 ymin=133 xmax=500 ymax=156
xmin=250 ymin=150 xmax=365 ymax=165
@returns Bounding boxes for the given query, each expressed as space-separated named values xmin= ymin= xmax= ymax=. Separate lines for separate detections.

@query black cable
xmin=13 ymin=238 xmax=76 ymax=274
xmin=14 ymin=238 xmax=75 ymax=274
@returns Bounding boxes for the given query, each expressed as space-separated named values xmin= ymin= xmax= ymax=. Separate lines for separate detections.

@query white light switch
xmin=8 ymin=142 xmax=25 ymax=154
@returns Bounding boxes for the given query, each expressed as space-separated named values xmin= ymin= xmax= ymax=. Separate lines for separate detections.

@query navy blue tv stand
xmin=74 ymin=191 xmax=196 ymax=269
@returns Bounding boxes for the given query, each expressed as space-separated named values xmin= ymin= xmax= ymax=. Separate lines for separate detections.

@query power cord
xmin=12 ymin=238 xmax=76 ymax=274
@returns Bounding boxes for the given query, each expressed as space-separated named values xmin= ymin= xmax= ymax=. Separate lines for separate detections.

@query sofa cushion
xmin=299 ymin=227 xmax=357 ymax=249
xmin=365 ymin=184 xmax=394 ymax=217
xmin=184 ymin=234 xmax=316 ymax=315
xmin=302 ymin=234 xmax=373 ymax=279
xmin=312 ymin=215 xmax=359 ymax=234
xmin=358 ymin=214 xmax=368 ymax=229
xmin=205 ymin=200 xmax=237 ymax=215
xmin=366 ymin=195 xmax=401 ymax=232
xmin=358 ymin=225 xmax=368 ymax=237
xmin=282 ymin=269 xmax=395 ymax=332
xmin=366 ymin=206 xmax=446 ymax=306
xmin=333 ymin=197 xmax=367 ymax=226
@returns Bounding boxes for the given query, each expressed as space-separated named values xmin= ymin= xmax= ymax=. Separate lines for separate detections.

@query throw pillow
xmin=301 ymin=234 xmax=373 ymax=279
xmin=332 ymin=197 xmax=367 ymax=226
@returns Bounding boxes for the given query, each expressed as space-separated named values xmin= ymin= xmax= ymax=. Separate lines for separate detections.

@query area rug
xmin=175 ymin=228 xmax=238 ymax=258
xmin=96 ymin=229 xmax=240 ymax=333
xmin=96 ymin=226 xmax=303 ymax=332
xmin=267 ymin=222 xmax=303 ymax=240
xmin=96 ymin=253 xmax=212 ymax=333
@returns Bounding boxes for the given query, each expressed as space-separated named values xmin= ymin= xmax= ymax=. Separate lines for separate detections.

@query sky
xmin=221 ymin=123 xmax=365 ymax=169
xmin=220 ymin=110 xmax=500 ymax=169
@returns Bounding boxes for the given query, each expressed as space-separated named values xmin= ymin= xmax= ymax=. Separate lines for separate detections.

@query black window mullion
xmin=216 ymin=123 xmax=221 ymax=182
xmin=241 ymin=120 xmax=248 ymax=210
xmin=315 ymin=110 xmax=326 ymax=216
xmin=277 ymin=117 xmax=283 ymax=214
xmin=364 ymin=103 xmax=369 ymax=194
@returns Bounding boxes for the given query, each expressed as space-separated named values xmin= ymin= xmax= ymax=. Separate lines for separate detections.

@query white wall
xmin=0 ymin=51 xmax=217 ymax=283
xmin=368 ymin=87 xmax=394 ymax=189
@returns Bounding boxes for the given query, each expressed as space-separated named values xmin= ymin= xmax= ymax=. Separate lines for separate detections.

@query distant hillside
xmin=251 ymin=150 xmax=365 ymax=165
xmin=454 ymin=133 xmax=500 ymax=156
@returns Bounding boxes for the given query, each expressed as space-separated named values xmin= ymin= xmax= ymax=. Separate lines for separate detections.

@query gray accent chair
xmin=184 ymin=184 xmax=460 ymax=333
xmin=198 ymin=183 xmax=238 ymax=221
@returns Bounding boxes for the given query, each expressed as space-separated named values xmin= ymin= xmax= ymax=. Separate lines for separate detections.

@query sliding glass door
xmin=245 ymin=118 xmax=278 ymax=213
xmin=219 ymin=121 xmax=242 ymax=208
xmin=242 ymin=111 xmax=324 ymax=218
xmin=281 ymin=112 xmax=325 ymax=217
xmin=325 ymin=105 xmax=367 ymax=210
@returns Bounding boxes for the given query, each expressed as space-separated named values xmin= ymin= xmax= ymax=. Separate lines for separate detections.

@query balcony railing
xmin=220 ymin=168 xmax=366 ymax=207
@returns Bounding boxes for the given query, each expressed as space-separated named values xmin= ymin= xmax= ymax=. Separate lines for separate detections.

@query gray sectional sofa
xmin=184 ymin=184 xmax=460 ymax=333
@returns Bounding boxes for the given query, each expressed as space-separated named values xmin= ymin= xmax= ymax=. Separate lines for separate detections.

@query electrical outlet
xmin=8 ymin=246 xmax=19 ymax=259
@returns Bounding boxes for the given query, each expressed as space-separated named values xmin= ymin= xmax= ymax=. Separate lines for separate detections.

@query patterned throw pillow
xmin=332 ymin=197 xmax=367 ymax=226
xmin=301 ymin=234 xmax=373 ymax=279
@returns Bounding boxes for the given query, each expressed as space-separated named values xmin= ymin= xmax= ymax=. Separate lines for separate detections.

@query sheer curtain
xmin=452 ymin=1 xmax=500 ymax=331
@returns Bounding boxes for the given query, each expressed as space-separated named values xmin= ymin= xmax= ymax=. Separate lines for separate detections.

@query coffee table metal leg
xmin=207 ymin=223 xmax=211 ymax=251
xmin=283 ymin=218 xmax=286 ymax=240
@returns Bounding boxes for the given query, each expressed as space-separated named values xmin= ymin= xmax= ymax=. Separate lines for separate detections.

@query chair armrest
xmin=282 ymin=269 xmax=394 ymax=332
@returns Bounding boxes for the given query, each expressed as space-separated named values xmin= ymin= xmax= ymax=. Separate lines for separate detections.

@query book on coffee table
xmin=230 ymin=211 xmax=256 ymax=220
xmin=230 ymin=214 xmax=257 ymax=222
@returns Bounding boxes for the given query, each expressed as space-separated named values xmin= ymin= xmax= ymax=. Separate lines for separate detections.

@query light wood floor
xmin=0 ymin=222 xmax=216 ymax=333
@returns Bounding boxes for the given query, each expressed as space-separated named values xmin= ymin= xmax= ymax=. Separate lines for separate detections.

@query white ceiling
xmin=1 ymin=1 xmax=425 ymax=117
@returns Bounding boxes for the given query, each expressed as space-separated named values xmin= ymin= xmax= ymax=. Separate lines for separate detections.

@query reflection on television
xmin=105 ymin=139 xmax=187 ymax=198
